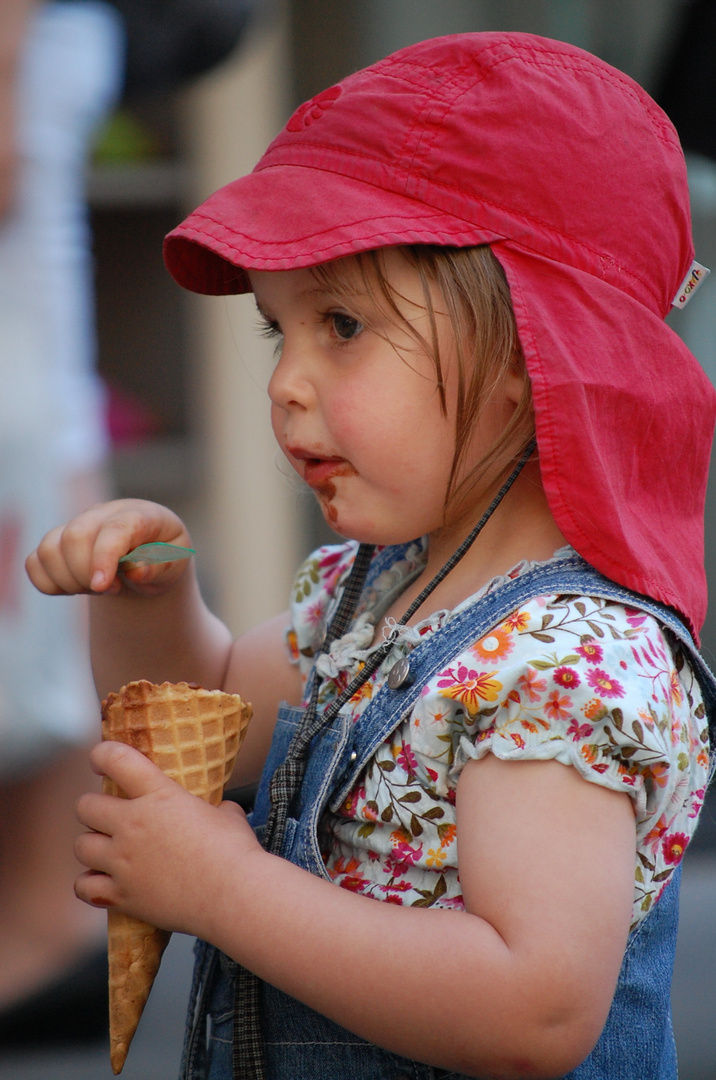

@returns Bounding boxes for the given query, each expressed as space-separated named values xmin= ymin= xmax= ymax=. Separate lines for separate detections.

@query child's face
xmin=250 ymin=250 xmax=519 ymax=546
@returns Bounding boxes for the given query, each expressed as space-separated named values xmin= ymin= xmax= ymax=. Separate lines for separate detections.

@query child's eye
xmin=329 ymin=312 xmax=364 ymax=342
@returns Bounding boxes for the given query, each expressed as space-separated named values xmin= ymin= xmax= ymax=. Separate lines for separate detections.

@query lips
xmin=286 ymin=446 xmax=355 ymax=488
xmin=302 ymin=457 xmax=354 ymax=487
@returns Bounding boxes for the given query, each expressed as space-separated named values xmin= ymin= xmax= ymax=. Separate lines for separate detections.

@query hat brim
xmin=163 ymin=164 xmax=505 ymax=294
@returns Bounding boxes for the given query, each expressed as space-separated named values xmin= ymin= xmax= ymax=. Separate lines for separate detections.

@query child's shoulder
xmin=431 ymin=588 xmax=706 ymax=795
xmin=430 ymin=588 xmax=709 ymax=925
xmin=454 ymin=588 xmax=703 ymax=728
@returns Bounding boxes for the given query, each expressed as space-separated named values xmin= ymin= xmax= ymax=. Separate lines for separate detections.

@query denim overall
xmin=180 ymin=550 xmax=716 ymax=1080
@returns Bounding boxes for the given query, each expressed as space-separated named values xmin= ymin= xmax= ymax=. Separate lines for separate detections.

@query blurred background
xmin=0 ymin=0 xmax=715 ymax=1077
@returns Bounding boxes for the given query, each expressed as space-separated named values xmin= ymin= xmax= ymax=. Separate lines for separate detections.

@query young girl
xmin=27 ymin=32 xmax=716 ymax=1080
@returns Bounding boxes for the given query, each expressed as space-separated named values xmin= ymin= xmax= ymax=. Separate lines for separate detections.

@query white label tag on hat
xmin=672 ymin=260 xmax=711 ymax=309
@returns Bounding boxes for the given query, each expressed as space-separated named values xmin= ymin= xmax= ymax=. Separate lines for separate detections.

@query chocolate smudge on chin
xmin=314 ymin=479 xmax=338 ymax=525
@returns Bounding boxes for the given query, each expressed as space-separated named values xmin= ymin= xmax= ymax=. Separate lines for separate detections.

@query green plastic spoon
xmin=118 ymin=542 xmax=196 ymax=568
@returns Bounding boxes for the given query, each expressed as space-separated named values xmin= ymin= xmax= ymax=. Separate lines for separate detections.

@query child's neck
xmin=376 ymin=463 xmax=566 ymax=635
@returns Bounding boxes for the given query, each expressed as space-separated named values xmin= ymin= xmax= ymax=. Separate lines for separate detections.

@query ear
xmin=503 ymin=364 xmax=529 ymax=407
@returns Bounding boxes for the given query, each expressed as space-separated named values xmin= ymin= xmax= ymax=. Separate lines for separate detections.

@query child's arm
xmin=221 ymin=610 xmax=303 ymax=787
xmin=74 ymin=744 xmax=634 ymax=1079
xmin=26 ymin=499 xmax=302 ymax=784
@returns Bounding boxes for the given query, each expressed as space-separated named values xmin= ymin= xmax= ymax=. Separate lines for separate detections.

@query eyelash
xmin=255 ymin=311 xmax=364 ymax=350
xmin=256 ymin=316 xmax=283 ymax=356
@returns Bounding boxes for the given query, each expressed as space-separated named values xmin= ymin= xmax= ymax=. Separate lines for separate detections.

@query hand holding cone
xmin=101 ymin=680 xmax=252 ymax=1074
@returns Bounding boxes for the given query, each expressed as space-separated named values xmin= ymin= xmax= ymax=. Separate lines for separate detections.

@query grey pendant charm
xmin=387 ymin=656 xmax=413 ymax=690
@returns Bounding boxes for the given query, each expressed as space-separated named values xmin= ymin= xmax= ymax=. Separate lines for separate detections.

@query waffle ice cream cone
xmin=101 ymin=679 xmax=252 ymax=1074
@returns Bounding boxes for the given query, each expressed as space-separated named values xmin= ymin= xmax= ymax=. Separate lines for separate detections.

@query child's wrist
xmin=199 ymin=836 xmax=278 ymax=957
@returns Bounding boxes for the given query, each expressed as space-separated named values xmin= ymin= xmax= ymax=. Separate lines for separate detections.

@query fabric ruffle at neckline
xmin=314 ymin=543 xmax=575 ymax=685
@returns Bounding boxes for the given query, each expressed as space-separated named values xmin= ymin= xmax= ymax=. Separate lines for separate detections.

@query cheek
xmin=328 ymin=399 xmax=365 ymax=444
xmin=270 ymin=405 xmax=301 ymax=473
xmin=328 ymin=380 xmax=432 ymax=446
xmin=325 ymin=390 xmax=382 ymax=457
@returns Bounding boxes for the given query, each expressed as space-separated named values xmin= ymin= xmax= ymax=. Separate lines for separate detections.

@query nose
xmin=267 ymin=338 xmax=315 ymax=413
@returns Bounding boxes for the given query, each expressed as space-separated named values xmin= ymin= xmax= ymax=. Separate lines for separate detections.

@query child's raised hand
xmin=74 ymin=740 xmax=262 ymax=937
xmin=25 ymin=498 xmax=193 ymax=598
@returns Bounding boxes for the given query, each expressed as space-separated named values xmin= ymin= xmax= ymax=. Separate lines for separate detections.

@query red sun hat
xmin=164 ymin=32 xmax=716 ymax=640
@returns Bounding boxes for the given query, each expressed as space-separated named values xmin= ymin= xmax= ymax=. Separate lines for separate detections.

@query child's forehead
xmin=248 ymin=266 xmax=357 ymax=311
xmin=250 ymin=250 xmax=417 ymax=305
xmin=249 ymin=266 xmax=320 ymax=298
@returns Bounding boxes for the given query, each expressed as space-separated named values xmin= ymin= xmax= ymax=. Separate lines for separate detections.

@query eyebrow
xmin=253 ymin=284 xmax=341 ymax=317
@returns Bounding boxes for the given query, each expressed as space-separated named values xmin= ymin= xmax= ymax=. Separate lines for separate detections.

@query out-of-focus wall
xmin=290 ymin=0 xmax=678 ymax=100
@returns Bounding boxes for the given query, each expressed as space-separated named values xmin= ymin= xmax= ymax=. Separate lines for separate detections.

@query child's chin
xmin=324 ymin=517 xmax=419 ymax=549
xmin=317 ymin=507 xmax=371 ymax=543
xmin=313 ymin=493 xmax=423 ymax=546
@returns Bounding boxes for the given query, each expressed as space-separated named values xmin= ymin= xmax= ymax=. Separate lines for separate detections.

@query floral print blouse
xmin=287 ymin=541 xmax=710 ymax=929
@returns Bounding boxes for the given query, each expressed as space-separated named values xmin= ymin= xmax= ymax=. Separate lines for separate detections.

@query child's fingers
xmin=78 ymin=502 xmax=192 ymax=595
xmin=27 ymin=499 xmax=192 ymax=596
xmin=63 ymin=505 xmax=157 ymax=593
xmin=25 ymin=523 xmax=90 ymax=595
xmin=74 ymin=869 xmax=117 ymax=909
xmin=74 ymin=821 xmax=114 ymax=873
xmin=27 ymin=513 xmax=120 ymax=596
xmin=88 ymin=740 xmax=171 ymax=800
xmin=75 ymin=787 xmax=124 ymax=837
xmin=116 ymin=559 xmax=186 ymax=596
xmin=25 ymin=549 xmax=70 ymax=596
xmin=83 ymin=507 xmax=162 ymax=592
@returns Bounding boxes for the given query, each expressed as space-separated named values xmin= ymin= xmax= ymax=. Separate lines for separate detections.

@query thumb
xmin=89 ymin=740 xmax=170 ymax=799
